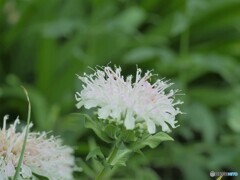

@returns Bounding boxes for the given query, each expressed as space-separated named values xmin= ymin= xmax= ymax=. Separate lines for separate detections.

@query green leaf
xmin=110 ymin=144 xmax=132 ymax=167
xmin=132 ymin=132 xmax=174 ymax=150
xmin=187 ymin=102 xmax=217 ymax=143
xmin=189 ymin=87 xmax=236 ymax=107
xmin=122 ymin=130 xmax=138 ymax=142
xmin=33 ymin=174 xmax=48 ymax=179
xmin=171 ymin=12 xmax=189 ymax=36
xmin=134 ymin=149 xmax=144 ymax=156
xmin=86 ymin=146 xmax=104 ymax=161
xmin=228 ymin=103 xmax=240 ymax=133
xmin=104 ymin=124 xmax=119 ymax=139
xmin=78 ymin=158 xmax=95 ymax=179
xmin=83 ymin=115 xmax=113 ymax=143
xmin=114 ymin=6 xmax=146 ymax=33
xmin=123 ymin=47 xmax=158 ymax=63
xmin=42 ymin=19 xmax=80 ymax=38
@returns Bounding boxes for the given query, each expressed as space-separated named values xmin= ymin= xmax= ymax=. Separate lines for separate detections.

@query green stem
xmin=13 ymin=87 xmax=31 ymax=180
xmin=95 ymin=143 xmax=118 ymax=180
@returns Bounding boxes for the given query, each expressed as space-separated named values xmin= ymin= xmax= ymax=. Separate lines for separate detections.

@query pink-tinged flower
xmin=0 ymin=115 xmax=75 ymax=180
xmin=75 ymin=66 xmax=183 ymax=134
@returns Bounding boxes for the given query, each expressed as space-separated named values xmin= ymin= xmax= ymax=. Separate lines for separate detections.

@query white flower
xmin=75 ymin=66 xmax=183 ymax=134
xmin=0 ymin=115 xmax=75 ymax=180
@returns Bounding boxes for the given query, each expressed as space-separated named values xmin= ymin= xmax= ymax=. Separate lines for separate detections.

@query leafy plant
xmin=1 ymin=0 xmax=240 ymax=179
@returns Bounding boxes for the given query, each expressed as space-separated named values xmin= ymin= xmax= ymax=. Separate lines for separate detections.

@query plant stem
xmin=95 ymin=143 xmax=118 ymax=180
xmin=13 ymin=87 xmax=31 ymax=180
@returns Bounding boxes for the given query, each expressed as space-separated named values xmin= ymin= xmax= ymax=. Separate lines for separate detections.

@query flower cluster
xmin=76 ymin=66 xmax=182 ymax=134
xmin=0 ymin=115 xmax=75 ymax=180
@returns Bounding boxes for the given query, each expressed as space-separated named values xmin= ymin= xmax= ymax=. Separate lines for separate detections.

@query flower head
xmin=75 ymin=66 xmax=183 ymax=134
xmin=0 ymin=115 xmax=75 ymax=180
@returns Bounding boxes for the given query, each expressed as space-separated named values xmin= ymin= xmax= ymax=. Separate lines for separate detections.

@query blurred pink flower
xmin=0 ymin=115 xmax=75 ymax=180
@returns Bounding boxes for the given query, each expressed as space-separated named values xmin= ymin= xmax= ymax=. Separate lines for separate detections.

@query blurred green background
xmin=0 ymin=0 xmax=240 ymax=179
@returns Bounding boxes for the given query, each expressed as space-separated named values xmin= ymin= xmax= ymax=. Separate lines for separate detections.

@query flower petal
xmin=5 ymin=161 xmax=15 ymax=177
xmin=21 ymin=164 xmax=32 ymax=178
xmin=84 ymin=100 xmax=98 ymax=109
xmin=76 ymin=101 xmax=84 ymax=109
xmin=146 ymin=119 xmax=156 ymax=134
xmin=124 ymin=111 xmax=135 ymax=129
xmin=98 ymin=106 xmax=111 ymax=119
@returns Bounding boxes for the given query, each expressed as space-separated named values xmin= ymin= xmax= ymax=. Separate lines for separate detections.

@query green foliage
xmin=83 ymin=114 xmax=173 ymax=178
xmin=131 ymin=132 xmax=174 ymax=150
xmin=83 ymin=114 xmax=113 ymax=143
xmin=1 ymin=0 xmax=240 ymax=179
xmin=86 ymin=146 xmax=105 ymax=161
xmin=109 ymin=143 xmax=131 ymax=167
